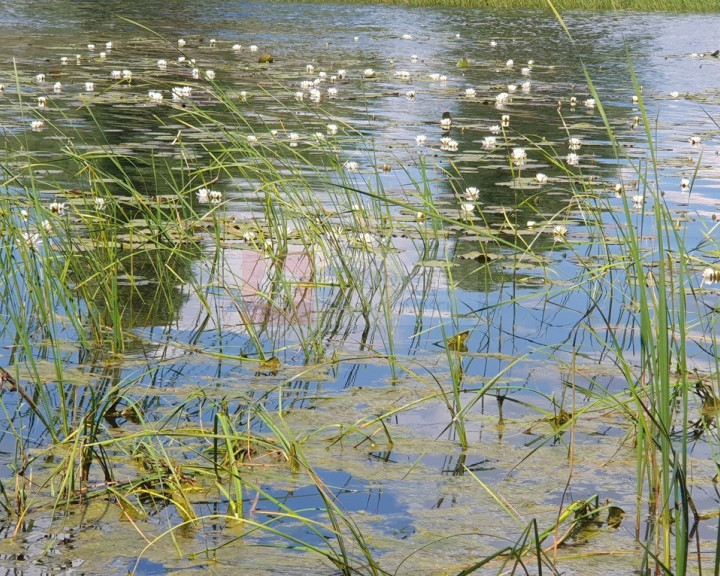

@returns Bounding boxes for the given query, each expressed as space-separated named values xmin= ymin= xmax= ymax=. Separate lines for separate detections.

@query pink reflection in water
xmin=239 ymin=250 xmax=315 ymax=325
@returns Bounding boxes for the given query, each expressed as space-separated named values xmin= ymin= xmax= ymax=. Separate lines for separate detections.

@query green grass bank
xmin=284 ymin=0 xmax=720 ymax=11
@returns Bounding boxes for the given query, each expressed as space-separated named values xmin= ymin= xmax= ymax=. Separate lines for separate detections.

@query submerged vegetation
xmin=0 ymin=2 xmax=719 ymax=575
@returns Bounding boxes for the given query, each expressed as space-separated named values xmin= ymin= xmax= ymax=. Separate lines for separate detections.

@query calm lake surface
xmin=1 ymin=1 xmax=720 ymax=575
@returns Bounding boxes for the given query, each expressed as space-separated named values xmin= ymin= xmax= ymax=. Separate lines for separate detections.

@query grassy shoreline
xmin=278 ymin=0 xmax=720 ymax=11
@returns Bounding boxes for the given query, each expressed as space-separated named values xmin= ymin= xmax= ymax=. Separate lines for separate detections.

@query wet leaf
xmin=607 ymin=505 xmax=625 ymax=529
xmin=445 ymin=330 xmax=470 ymax=352
xmin=260 ymin=356 xmax=282 ymax=371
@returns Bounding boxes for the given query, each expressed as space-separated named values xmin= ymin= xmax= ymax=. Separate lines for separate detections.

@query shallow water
xmin=1 ymin=2 xmax=720 ymax=575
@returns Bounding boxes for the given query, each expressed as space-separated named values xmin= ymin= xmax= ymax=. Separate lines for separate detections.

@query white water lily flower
xmin=249 ymin=45 xmax=258 ymax=52
xmin=87 ymin=43 xmax=95 ymax=51
xmin=94 ymin=197 xmax=106 ymax=210
xmin=569 ymin=96 xmax=577 ymax=106
xmin=42 ymin=219 xmax=52 ymax=232
xmin=20 ymin=232 xmax=41 ymax=251
xmin=521 ymin=67 xmax=531 ymax=76
xmin=681 ymin=178 xmax=691 ymax=192
xmin=406 ymin=90 xmax=416 ymax=99
xmin=196 ymin=188 xmax=210 ymax=203
xmin=440 ymin=137 xmax=458 ymax=151
xmin=53 ymin=82 xmax=62 ymax=93
xmin=496 ymin=92 xmax=509 ymax=104
xmin=99 ymin=52 xmax=106 ymax=59
xmin=327 ymin=87 xmax=338 ymax=97
xmin=566 ymin=152 xmax=580 ymax=165
xmin=31 ymin=120 xmax=45 ymax=130
xmin=402 ymin=34 xmax=413 ymax=40
xmin=507 ymin=84 xmax=517 ymax=93
xmin=489 ymin=124 xmax=501 ymax=134
xmin=363 ymin=68 xmax=376 ymax=78
xmin=49 ymin=201 xmax=66 ymax=214
xmin=614 ymin=183 xmax=624 ymax=197
xmin=177 ymin=56 xmax=186 ymax=63
xmin=527 ymin=220 xmax=537 ymax=228
xmin=327 ymin=124 xmax=338 ymax=135
xmin=178 ymin=38 xmax=186 ymax=47
xmin=490 ymin=40 xmax=498 ymax=47
xmin=553 ymin=224 xmax=568 ymax=237
xmin=344 ymin=161 xmax=359 ymax=172
xmin=105 ymin=41 xmax=113 ymax=49
xmin=60 ymin=56 xmax=68 ymax=65
xmin=318 ymin=71 xmax=327 ymax=80
xmin=632 ymin=194 xmax=645 ymax=206
xmin=37 ymin=96 xmax=47 ymax=107
xmin=535 ymin=173 xmax=548 ymax=184
xmin=157 ymin=59 xmax=167 ymax=69
xmin=209 ymin=190 xmax=222 ymax=204
xmin=512 ymin=147 xmax=527 ymax=165
xmin=429 ymin=73 xmax=441 ymax=81
xmin=482 ymin=136 xmax=497 ymax=149
xmin=689 ymin=136 xmax=701 ymax=145
xmin=111 ymin=70 xmax=122 ymax=79
xmin=122 ymin=69 xmax=132 ymax=81
xmin=670 ymin=91 xmax=679 ymax=98
xmin=314 ymin=132 xmax=325 ymax=141
xmin=501 ymin=114 xmax=510 ymax=128
xmin=460 ymin=202 xmax=475 ymax=217
xmin=465 ymin=88 xmax=476 ymax=98
xmin=410 ymin=55 xmax=418 ymax=62
xmin=568 ymin=137 xmax=582 ymax=150
xmin=464 ymin=187 xmax=480 ymax=200
xmin=395 ymin=70 xmax=411 ymax=79
xmin=506 ymin=59 xmax=514 ymax=67
xmin=306 ymin=64 xmax=315 ymax=73
xmin=20 ymin=209 xmax=29 ymax=220
xmin=521 ymin=81 xmax=531 ymax=92
xmin=85 ymin=82 xmax=94 ymax=91
xmin=703 ymin=267 xmax=720 ymax=283
xmin=232 ymin=44 xmax=242 ymax=50
xmin=209 ymin=38 xmax=216 ymax=47
xmin=294 ymin=91 xmax=304 ymax=101
xmin=440 ymin=118 xmax=452 ymax=130
xmin=309 ymin=88 xmax=321 ymax=102
xmin=416 ymin=134 xmax=427 ymax=145
xmin=583 ymin=98 xmax=596 ymax=108
xmin=355 ymin=232 xmax=375 ymax=247
xmin=35 ymin=73 xmax=45 ymax=82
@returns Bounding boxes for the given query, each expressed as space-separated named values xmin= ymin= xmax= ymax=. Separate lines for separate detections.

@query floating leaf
xmin=607 ymin=506 xmax=625 ymax=529
xmin=445 ymin=330 xmax=470 ymax=352
xmin=456 ymin=58 xmax=470 ymax=69
xmin=260 ymin=356 xmax=282 ymax=371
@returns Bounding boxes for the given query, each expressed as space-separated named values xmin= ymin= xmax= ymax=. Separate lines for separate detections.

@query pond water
xmin=1 ymin=1 xmax=720 ymax=575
